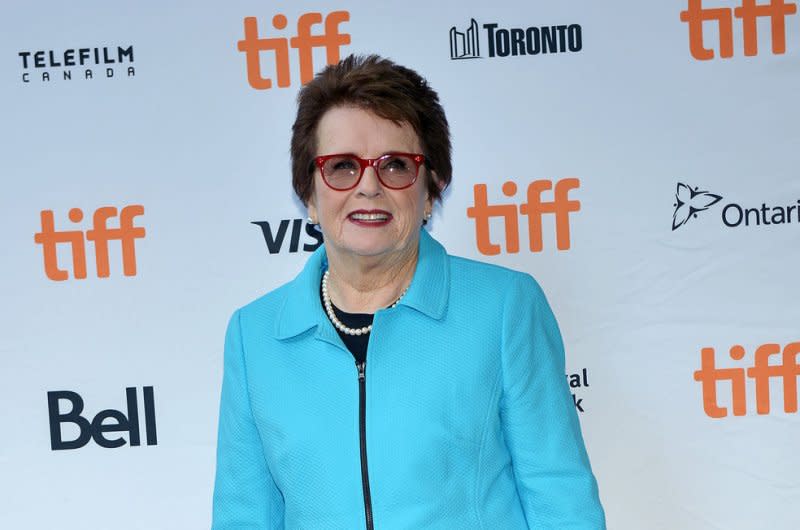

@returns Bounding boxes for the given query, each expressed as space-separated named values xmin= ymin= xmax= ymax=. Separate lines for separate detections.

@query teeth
xmin=351 ymin=213 xmax=388 ymax=221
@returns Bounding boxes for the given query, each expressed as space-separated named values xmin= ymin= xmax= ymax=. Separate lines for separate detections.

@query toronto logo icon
xmin=671 ymin=182 xmax=722 ymax=230
xmin=450 ymin=19 xmax=481 ymax=59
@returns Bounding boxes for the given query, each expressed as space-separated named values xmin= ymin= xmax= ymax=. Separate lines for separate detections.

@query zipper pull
xmin=356 ymin=360 xmax=366 ymax=381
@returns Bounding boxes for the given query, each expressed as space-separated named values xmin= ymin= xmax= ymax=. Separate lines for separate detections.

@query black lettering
xmin=745 ymin=207 xmax=760 ymax=226
xmin=572 ymin=394 xmax=584 ymax=412
xmin=22 ymin=73 xmax=29 ymax=82
xmin=760 ymin=204 xmax=771 ymax=225
xmin=582 ymin=367 xmax=589 ymax=387
xmin=788 ymin=204 xmax=798 ymax=223
xmin=510 ymin=28 xmax=525 ymax=56
xmin=483 ymin=23 xmax=498 ymax=57
xmin=106 ymin=68 xmax=114 ymax=78
xmin=42 ymin=72 xmax=50 ymax=82
xmin=143 ymin=386 xmax=157 ymax=446
xmin=85 ymin=69 xmax=93 ymax=79
xmin=722 ymin=203 xmax=742 ymax=227
xmin=252 ymin=220 xmax=291 ymax=254
xmin=103 ymin=47 xmax=114 ymax=64
xmin=63 ymin=70 xmax=71 ymax=80
xmin=119 ymin=46 xmax=134 ymax=63
xmin=568 ymin=24 xmax=582 ymax=52
xmin=303 ymin=222 xmax=324 ymax=252
xmin=126 ymin=387 xmax=141 ymax=446
xmin=19 ymin=51 xmax=31 ymax=69
xmin=289 ymin=218 xmax=302 ymax=252
xmin=128 ymin=66 xmax=136 ymax=77
xmin=541 ymin=26 xmax=557 ymax=53
xmin=556 ymin=25 xmax=568 ymax=51
xmin=94 ymin=48 xmax=100 ymax=64
xmin=495 ymin=29 xmax=510 ymax=57
xmin=526 ymin=27 xmax=540 ymax=54
xmin=64 ymin=49 xmax=75 ymax=67
xmin=48 ymin=50 xmax=61 ymax=67
xmin=34 ymin=51 xmax=45 ymax=68
xmin=91 ymin=409 xmax=129 ymax=448
xmin=48 ymin=391 xmax=92 ymax=450
xmin=771 ymin=206 xmax=785 ymax=224
xmin=79 ymin=48 xmax=91 ymax=65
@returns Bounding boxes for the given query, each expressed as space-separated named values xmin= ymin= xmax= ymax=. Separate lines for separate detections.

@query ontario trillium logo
xmin=672 ymin=183 xmax=723 ymax=230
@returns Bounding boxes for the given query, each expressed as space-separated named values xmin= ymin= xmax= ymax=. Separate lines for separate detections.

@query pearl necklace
xmin=321 ymin=269 xmax=407 ymax=336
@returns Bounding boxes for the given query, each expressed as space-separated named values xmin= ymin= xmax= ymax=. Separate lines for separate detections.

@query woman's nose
xmin=356 ymin=165 xmax=383 ymax=197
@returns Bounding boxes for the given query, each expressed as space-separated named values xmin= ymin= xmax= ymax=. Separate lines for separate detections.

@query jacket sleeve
xmin=212 ymin=309 xmax=284 ymax=529
xmin=499 ymin=274 xmax=606 ymax=529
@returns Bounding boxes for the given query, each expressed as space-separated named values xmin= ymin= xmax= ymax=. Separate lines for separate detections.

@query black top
xmin=331 ymin=305 xmax=373 ymax=365
xmin=319 ymin=286 xmax=373 ymax=364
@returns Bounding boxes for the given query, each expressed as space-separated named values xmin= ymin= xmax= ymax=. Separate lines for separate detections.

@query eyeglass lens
xmin=322 ymin=154 xmax=418 ymax=189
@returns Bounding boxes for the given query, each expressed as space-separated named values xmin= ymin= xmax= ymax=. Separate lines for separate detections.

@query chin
xmin=343 ymin=244 xmax=397 ymax=258
xmin=333 ymin=229 xmax=418 ymax=259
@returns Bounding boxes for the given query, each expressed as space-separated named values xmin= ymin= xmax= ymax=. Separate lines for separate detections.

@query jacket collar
xmin=273 ymin=229 xmax=450 ymax=341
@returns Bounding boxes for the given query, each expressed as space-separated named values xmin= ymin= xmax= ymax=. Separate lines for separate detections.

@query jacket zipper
xmin=356 ymin=360 xmax=374 ymax=530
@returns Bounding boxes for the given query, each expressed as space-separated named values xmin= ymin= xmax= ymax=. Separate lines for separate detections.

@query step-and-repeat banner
xmin=2 ymin=1 xmax=798 ymax=528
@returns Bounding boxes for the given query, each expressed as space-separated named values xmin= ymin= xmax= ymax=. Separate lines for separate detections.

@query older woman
xmin=212 ymin=55 xmax=605 ymax=529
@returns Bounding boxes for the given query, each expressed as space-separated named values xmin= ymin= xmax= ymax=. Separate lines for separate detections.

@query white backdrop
xmin=1 ymin=1 xmax=799 ymax=528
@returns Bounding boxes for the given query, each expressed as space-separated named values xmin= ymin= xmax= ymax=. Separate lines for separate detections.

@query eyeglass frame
xmin=313 ymin=152 xmax=427 ymax=191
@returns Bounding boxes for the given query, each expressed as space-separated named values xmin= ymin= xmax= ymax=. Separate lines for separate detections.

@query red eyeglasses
xmin=314 ymin=152 xmax=426 ymax=191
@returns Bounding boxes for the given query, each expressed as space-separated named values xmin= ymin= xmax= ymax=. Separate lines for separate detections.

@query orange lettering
xmin=746 ymin=343 xmax=782 ymax=414
xmin=697 ymin=341 xmax=800 ymax=418
xmin=466 ymin=183 xmax=518 ymax=255
xmin=781 ymin=343 xmax=800 ymax=412
xmin=680 ymin=0 xmax=734 ymax=60
xmin=34 ymin=206 xmax=145 ymax=281
xmin=239 ymin=11 xmax=350 ymax=90
xmin=694 ymin=346 xmax=747 ymax=418
xmin=734 ymin=0 xmax=797 ymax=56
xmin=520 ymin=178 xmax=581 ymax=251
xmin=291 ymin=12 xmax=351 ymax=85
xmin=34 ymin=208 xmax=87 ymax=281
xmin=86 ymin=205 xmax=146 ymax=278
xmin=468 ymin=179 xmax=580 ymax=255
xmin=681 ymin=0 xmax=797 ymax=60
xmin=237 ymin=16 xmax=290 ymax=89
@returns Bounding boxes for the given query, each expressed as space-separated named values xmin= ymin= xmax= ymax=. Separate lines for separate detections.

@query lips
xmin=348 ymin=209 xmax=392 ymax=226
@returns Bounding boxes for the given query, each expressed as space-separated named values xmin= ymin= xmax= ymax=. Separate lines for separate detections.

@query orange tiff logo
xmin=34 ymin=206 xmax=145 ymax=281
xmin=237 ymin=11 xmax=350 ymax=89
xmin=694 ymin=342 xmax=800 ymax=418
xmin=467 ymin=179 xmax=580 ymax=255
xmin=680 ymin=0 xmax=797 ymax=60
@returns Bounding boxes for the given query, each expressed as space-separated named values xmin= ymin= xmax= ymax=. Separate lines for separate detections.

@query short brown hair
xmin=291 ymin=54 xmax=452 ymax=205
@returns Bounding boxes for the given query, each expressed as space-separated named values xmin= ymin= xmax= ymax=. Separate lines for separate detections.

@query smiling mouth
xmin=349 ymin=212 xmax=391 ymax=222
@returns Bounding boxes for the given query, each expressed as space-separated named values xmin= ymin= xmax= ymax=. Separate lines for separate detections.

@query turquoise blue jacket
xmin=213 ymin=230 xmax=605 ymax=529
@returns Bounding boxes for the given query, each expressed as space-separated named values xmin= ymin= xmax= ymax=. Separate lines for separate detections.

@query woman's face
xmin=307 ymin=106 xmax=433 ymax=266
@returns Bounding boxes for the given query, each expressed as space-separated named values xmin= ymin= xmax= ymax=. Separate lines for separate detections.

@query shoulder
xmin=437 ymin=251 xmax=552 ymax=332
xmin=231 ymin=246 xmax=325 ymax=336
xmin=230 ymin=281 xmax=294 ymax=334
xmin=447 ymin=253 xmax=545 ymax=298
xmin=422 ymin=231 xmax=542 ymax=297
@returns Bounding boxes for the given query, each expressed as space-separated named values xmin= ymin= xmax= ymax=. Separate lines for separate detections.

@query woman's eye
xmin=382 ymin=157 xmax=410 ymax=172
xmin=331 ymin=159 xmax=358 ymax=172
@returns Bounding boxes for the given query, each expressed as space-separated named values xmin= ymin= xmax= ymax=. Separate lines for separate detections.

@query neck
xmin=325 ymin=243 xmax=418 ymax=314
